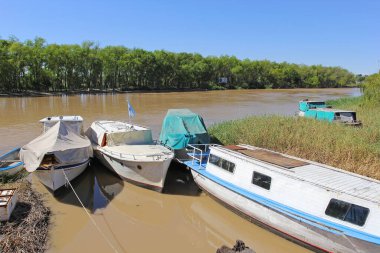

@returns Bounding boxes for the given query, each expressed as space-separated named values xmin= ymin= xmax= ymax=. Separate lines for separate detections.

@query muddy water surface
xmin=0 ymin=88 xmax=360 ymax=253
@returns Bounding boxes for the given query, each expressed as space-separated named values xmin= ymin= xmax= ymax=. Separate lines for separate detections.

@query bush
xmin=363 ymin=73 xmax=380 ymax=104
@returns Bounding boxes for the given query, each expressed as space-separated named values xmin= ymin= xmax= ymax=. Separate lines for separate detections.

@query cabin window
xmin=209 ymin=154 xmax=235 ymax=173
xmin=325 ymin=199 xmax=369 ymax=226
xmin=252 ymin=172 xmax=271 ymax=190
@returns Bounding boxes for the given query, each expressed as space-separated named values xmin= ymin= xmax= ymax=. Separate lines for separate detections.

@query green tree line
xmin=363 ymin=72 xmax=380 ymax=104
xmin=0 ymin=37 xmax=357 ymax=92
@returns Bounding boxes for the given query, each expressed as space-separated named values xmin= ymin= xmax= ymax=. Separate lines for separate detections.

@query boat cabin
xmin=185 ymin=144 xmax=380 ymax=251
xmin=86 ymin=121 xmax=153 ymax=147
xmin=40 ymin=116 xmax=84 ymax=135
xmin=305 ymin=108 xmax=358 ymax=123
xmin=298 ymin=100 xmax=361 ymax=125
xmin=298 ymin=100 xmax=328 ymax=112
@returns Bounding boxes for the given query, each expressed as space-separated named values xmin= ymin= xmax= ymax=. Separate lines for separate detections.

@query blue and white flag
xmin=127 ymin=100 xmax=136 ymax=118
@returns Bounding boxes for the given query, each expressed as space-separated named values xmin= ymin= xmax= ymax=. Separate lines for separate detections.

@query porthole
xmin=137 ymin=165 xmax=142 ymax=170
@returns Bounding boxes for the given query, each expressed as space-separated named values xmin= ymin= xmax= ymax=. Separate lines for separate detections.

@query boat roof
xmin=299 ymin=100 xmax=326 ymax=104
xmin=94 ymin=120 xmax=150 ymax=133
xmin=39 ymin=115 xmax=83 ymax=123
xmin=215 ymin=144 xmax=380 ymax=204
xmin=311 ymin=108 xmax=355 ymax=113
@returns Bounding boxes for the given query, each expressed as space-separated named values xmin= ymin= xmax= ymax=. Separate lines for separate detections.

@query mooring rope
xmin=62 ymin=170 xmax=119 ymax=253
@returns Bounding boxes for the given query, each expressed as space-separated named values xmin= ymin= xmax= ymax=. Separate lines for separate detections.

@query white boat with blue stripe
xmin=0 ymin=148 xmax=24 ymax=176
xmin=185 ymin=144 xmax=380 ymax=253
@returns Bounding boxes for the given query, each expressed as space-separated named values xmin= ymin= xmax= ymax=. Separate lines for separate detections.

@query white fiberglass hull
xmin=35 ymin=160 xmax=89 ymax=191
xmin=191 ymin=170 xmax=379 ymax=253
xmin=94 ymin=147 xmax=173 ymax=192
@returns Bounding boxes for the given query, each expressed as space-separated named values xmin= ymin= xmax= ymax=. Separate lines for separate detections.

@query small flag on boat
xmin=127 ymin=100 xmax=136 ymax=118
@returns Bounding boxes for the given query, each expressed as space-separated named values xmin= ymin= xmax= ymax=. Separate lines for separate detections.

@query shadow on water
xmin=53 ymin=159 xmax=124 ymax=213
xmin=53 ymin=158 xmax=200 ymax=211
xmin=163 ymin=161 xmax=201 ymax=196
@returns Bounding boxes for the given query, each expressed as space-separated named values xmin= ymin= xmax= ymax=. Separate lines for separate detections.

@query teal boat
xmin=298 ymin=100 xmax=362 ymax=126
xmin=159 ymin=109 xmax=210 ymax=160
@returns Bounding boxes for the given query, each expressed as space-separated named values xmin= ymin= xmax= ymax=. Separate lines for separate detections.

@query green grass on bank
xmin=209 ymin=96 xmax=380 ymax=180
xmin=0 ymin=170 xmax=29 ymax=185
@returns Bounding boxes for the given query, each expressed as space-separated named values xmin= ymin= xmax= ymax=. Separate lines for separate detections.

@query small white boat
xmin=185 ymin=144 xmax=380 ymax=253
xmin=20 ymin=116 xmax=93 ymax=191
xmin=86 ymin=121 xmax=174 ymax=192
xmin=0 ymin=148 xmax=24 ymax=176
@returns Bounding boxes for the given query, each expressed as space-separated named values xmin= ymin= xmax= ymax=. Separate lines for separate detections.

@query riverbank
xmin=0 ymin=88 xmax=214 ymax=97
xmin=0 ymin=172 xmax=50 ymax=253
xmin=0 ymin=86 xmax=359 ymax=98
xmin=209 ymin=96 xmax=380 ymax=180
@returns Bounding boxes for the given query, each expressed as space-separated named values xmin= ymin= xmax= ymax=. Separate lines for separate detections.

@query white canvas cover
xmin=20 ymin=121 xmax=93 ymax=172
xmin=86 ymin=121 xmax=153 ymax=147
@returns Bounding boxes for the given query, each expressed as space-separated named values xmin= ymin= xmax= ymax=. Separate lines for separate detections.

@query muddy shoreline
xmin=0 ymin=176 xmax=51 ymax=253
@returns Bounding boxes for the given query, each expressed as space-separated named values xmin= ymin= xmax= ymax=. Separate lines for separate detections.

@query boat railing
xmin=156 ymin=140 xmax=175 ymax=152
xmin=101 ymin=148 xmax=170 ymax=161
xmin=187 ymin=144 xmax=218 ymax=168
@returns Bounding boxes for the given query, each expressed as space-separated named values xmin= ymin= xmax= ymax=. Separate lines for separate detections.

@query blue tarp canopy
xmin=159 ymin=109 xmax=210 ymax=150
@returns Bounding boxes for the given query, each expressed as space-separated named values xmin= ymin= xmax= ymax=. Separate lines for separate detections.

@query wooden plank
xmin=238 ymin=149 xmax=309 ymax=169
xmin=224 ymin=145 xmax=247 ymax=151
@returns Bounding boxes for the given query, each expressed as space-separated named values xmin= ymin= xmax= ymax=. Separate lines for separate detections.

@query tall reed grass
xmin=209 ymin=96 xmax=380 ymax=180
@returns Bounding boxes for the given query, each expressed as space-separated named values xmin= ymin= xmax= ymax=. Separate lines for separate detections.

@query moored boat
xmin=185 ymin=144 xmax=380 ymax=253
xmin=20 ymin=116 xmax=92 ymax=191
xmin=86 ymin=120 xmax=174 ymax=192
xmin=159 ymin=109 xmax=210 ymax=161
xmin=298 ymin=100 xmax=362 ymax=126
xmin=0 ymin=148 xmax=24 ymax=176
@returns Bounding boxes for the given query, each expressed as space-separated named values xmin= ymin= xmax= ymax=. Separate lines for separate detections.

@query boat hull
xmin=0 ymin=148 xmax=24 ymax=176
xmin=94 ymin=149 xmax=172 ymax=192
xmin=0 ymin=163 xmax=24 ymax=176
xmin=191 ymin=169 xmax=379 ymax=253
xmin=35 ymin=160 xmax=89 ymax=191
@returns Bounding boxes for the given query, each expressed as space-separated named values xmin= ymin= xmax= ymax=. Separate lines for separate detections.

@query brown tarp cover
xmin=225 ymin=146 xmax=308 ymax=169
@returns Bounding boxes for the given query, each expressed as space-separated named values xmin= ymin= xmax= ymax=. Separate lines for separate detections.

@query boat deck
xmin=95 ymin=121 xmax=149 ymax=133
xmin=186 ymin=144 xmax=380 ymax=205
xmin=101 ymin=144 xmax=173 ymax=161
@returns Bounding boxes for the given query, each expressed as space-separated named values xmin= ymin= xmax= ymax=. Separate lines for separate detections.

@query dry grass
xmin=0 ymin=174 xmax=50 ymax=253
xmin=209 ymin=96 xmax=380 ymax=180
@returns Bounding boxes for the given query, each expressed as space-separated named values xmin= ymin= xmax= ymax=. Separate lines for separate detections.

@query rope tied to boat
xmin=62 ymin=170 xmax=120 ymax=253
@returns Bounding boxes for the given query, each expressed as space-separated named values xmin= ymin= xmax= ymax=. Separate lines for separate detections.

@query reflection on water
xmin=163 ymin=162 xmax=201 ymax=196
xmin=53 ymin=160 xmax=200 ymax=213
xmin=1 ymin=88 xmax=359 ymax=253
xmin=53 ymin=160 xmax=124 ymax=212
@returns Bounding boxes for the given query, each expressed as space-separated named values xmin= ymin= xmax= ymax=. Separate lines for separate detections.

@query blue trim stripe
xmin=185 ymin=160 xmax=380 ymax=245
xmin=0 ymin=162 xmax=24 ymax=172
xmin=0 ymin=147 xmax=21 ymax=160
xmin=0 ymin=147 xmax=24 ymax=172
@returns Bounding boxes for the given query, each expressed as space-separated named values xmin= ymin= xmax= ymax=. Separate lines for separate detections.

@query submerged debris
xmin=217 ymin=240 xmax=255 ymax=253
xmin=0 ymin=180 xmax=50 ymax=253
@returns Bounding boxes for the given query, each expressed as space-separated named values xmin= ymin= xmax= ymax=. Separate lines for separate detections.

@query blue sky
xmin=0 ymin=0 xmax=379 ymax=74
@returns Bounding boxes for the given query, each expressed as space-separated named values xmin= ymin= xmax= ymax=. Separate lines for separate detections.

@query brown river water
xmin=0 ymin=88 xmax=360 ymax=253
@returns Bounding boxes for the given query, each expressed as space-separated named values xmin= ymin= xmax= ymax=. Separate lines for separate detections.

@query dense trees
xmin=0 ymin=37 xmax=356 ymax=93
xmin=363 ymin=72 xmax=380 ymax=104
